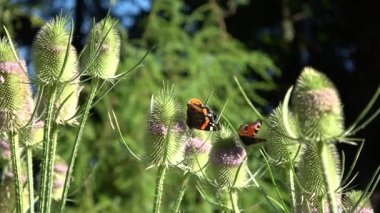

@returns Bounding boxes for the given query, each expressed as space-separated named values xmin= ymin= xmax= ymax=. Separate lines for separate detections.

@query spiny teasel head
xmin=56 ymin=79 xmax=82 ymax=125
xmin=343 ymin=190 xmax=374 ymax=212
xmin=293 ymin=67 xmax=344 ymax=141
xmin=207 ymin=125 xmax=249 ymax=189
xmin=264 ymin=105 xmax=302 ymax=165
xmin=32 ymin=15 xmax=78 ymax=84
xmin=81 ymin=16 xmax=120 ymax=80
xmin=0 ymin=38 xmax=34 ymax=131
xmin=52 ymin=158 xmax=68 ymax=200
xmin=145 ymin=86 xmax=186 ymax=166
xmin=183 ymin=130 xmax=213 ymax=175
xmin=296 ymin=142 xmax=341 ymax=211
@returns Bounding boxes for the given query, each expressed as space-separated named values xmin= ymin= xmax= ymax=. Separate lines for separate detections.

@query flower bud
xmin=207 ymin=126 xmax=249 ymax=189
xmin=81 ymin=16 xmax=120 ymax=80
xmin=145 ymin=87 xmax=186 ymax=166
xmin=0 ymin=38 xmax=34 ymax=131
xmin=32 ymin=16 xmax=78 ymax=84
xmin=183 ymin=130 xmax=212 ymax=175
xmin=293 ymin=67 xmax=344 ymax=141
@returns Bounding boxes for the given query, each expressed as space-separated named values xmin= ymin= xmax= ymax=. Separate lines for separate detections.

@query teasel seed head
xmin=183 ymin=130 xmax=213 ymax=175
xmin=207 ymin=125 xmax=249 ymax=189
xmin=81 ymin=16 xmax=120 ymax=80
xmin=296 ymin=142 xmax=341 ymax=211
xmin=0 ymin=38 xmax=34 ymax=131
xmin=265 ymin=104 xmax=302 ymax=165
xmin=293 ymin=67 xmax=344 ymax=141
xmin=32 ymin=15 xmax=78 ymax=84
xmin=145 ymin=86 xmax=186 ymax=167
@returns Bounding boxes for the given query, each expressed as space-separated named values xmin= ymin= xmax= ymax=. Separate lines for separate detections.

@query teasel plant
xmin=0 ymin=11 xmax=150 ymax=212
xmin=235 ymin=67 xmax=380 ymax=212
xmin=109 ymin=85 xmax=187 ymax=213
xmin=0 ymin=34 xmax=34 ymax=213
xmin=205 ymin=125 xmax=251 ymax=212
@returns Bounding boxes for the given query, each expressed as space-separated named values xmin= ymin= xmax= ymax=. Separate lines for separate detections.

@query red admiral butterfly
xmin=238 ymin=119 xmax=266 ymax=145
xmin=186 ymin=98 xmax=220 ymax=131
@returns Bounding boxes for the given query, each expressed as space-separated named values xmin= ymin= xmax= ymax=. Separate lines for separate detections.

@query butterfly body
xmin=238 ymin=120 xmax=266 ymax=145
xmin=186 ymin=98 xmax=219 ymax=131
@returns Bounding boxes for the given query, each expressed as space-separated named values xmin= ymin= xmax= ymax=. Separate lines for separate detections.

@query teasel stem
xmin=45 ymin=128 xmax=59 ymax=211
xmin=229 ymin=189 xmax=240 ymax=213
xmin=59 ymin=77 xmax=100 ymax=212
xmin=10 ymin=130 xmax=23 ymax=213
xmin=172 ymin=172 xmax=190 ymax=213
xmin=153 ymin=164 xmax=167 ymax=213
xmin=319 ymin=141 xmax=338 ymax=213
xmin=288 ymin=168 xmax=296 ymax=211
xmin=26 ymin=141 xmax=35 ymax=213
xmin=39 ymin=88 xmax=58 ymax=213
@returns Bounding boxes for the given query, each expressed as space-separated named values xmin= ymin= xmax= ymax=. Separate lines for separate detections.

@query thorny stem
xmin=39 ymin=88 xmax=58 ymax=213
xmin=319 ymin=142 xmax=338 ymax=213
xmin=10 ymin=131 xmax=23 ymax=213
xmin=172 ymin=172 xmax=190 ymax=213
xmin=26 ymin=142 xmax=35 ymax=213
xmin=229 ymin=189 xmax=240 ymax=213
xmin=59 ymin=78 xmax=100 ymax=212
xmin=153 ymin=165 xmax=167 ymax=213
xmin=289 ymin=167 xmax=297 ymax=211
xmin=45 ymin=129 xmax=59 ymax=211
